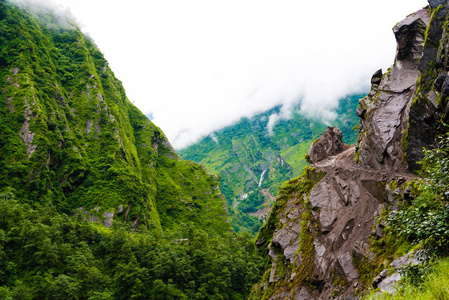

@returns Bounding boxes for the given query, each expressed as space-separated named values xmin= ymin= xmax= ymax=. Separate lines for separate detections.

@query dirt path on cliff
xmin=312 ymin=146 xmax=416 ymax=182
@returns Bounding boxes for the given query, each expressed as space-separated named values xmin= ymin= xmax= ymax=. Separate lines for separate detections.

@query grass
xmin=365 ymin=258 xmax=449 ymax=300
xmin=280 ymin=140 xmax=312 ymax=177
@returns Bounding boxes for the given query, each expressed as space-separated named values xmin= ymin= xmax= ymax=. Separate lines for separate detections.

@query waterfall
xmin=258 ymin=170 xmax=267 ymax=187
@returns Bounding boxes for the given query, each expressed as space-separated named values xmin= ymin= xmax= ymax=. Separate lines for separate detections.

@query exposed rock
xmin=429 ymin=0 xmax=446 ymax=8
xmin=103 ymin=210 xmax=114 ymax=227
xmin=86 ymin=120 xmax=93 ymax=135
xmin=356 ymin=8 xmax=430 ymax=172
xmin=335 ymin=252 xmax=359 ymax=281
xmin=19 ymin=98 xmax=37 ymax=159
xmin=308 ymin=127 xmax=347 ymax=163
xmin=252 ymin=3 xmax=449 ymax=299
xmin=373 ymin=251 xmax=423 ymax=295
xmin=371 ymin=69 xmax=383 ymax=86
xmin=378 ymin=273 xmax=401 ymax=294
xmin=294 ymin=287 xmax=313 ymax=300
xmin=393 ymin=8 xmax=429 ymax=64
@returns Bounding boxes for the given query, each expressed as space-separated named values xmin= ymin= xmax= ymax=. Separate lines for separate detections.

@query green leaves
xmin=0 ymin=198 xmax=263 ymax=299
xmin=387 ymin=129 xmax=449 ymax=258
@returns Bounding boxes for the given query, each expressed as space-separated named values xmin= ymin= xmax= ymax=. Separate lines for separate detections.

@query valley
xmin=1 ymin=0 xmax=449 ymax=299
xmin=180 ymin=94 xmax=363 ymax=235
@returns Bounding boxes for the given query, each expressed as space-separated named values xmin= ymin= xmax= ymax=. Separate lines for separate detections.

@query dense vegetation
xmin=364 ymin=130 xmax=449 ymax=298
xmin=180 ymin=95 xmax=362 ymax=235
xmin=0 ymin=0 xmax=231 ymax=232
xmin=0 ymin=2 xmax=264 ymax=299
xmin=0 ymin=192 xmax=263 ymax=300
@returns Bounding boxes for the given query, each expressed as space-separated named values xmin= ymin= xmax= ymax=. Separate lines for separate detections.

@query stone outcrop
xmin=308 ymin=127 xmax=347 ymax=164
xmin=253 ymin=2 xmax=449 ymax=299
xmin=356 ymin=8 xmax=429 ymax=172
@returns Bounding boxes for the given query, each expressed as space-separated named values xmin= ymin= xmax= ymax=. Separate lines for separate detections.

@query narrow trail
xmin=312 ymin=146 xmax=417 ymax=182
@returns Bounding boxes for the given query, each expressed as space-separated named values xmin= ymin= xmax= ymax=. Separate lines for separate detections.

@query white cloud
xmin=7 ymin=0 xmax=76 ymax=26
xmin=10 ymin=0 xmax=428 ymax=149
xmin=267 ymin=114 xmax=279 ymax=136
xmin=210 ymin=133 xmax=219 ymax=145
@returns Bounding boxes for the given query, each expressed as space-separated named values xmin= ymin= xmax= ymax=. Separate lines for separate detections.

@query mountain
xmin=250 ymin=2 xmax=449 ymax=299
xmin=0 ymin=1 xmax=263 ymax=298
xmin=180 ymin=95 xmax=362 ymax=235
xmin=0 ymin=0 xmax=231 ymax=233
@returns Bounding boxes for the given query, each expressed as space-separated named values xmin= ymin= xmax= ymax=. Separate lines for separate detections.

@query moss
xmin=293 ymin=209 xmax=316 ymax=286
xmin=353 ymin=254 xmax=383 ymax=292
xmin=254 ymin=167 xmax=326 ymax=298
xmin=423 ymin=6 xmax=443 ymax=48
xmin=402 ymin=128 xmax=409 ymax=161
xmin=331 ymin=270 xmax=349 ymax=298
xmin=354 ymin=149 xmax=360 ymax=164
xmin=304 ymin=153 xmax=311 ymax=164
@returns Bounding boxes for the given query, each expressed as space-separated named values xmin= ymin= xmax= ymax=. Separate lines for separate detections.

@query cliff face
xmin=252 ymin=2 xmax=449 ymax=299
xmin=0 ymin=1 xmax=230 ymax=233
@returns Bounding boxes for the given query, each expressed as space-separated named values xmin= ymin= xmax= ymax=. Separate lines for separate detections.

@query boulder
xmin=429 ymin=0 xmax=446 ymax=8
xmin=308 ymin=127 xmax=346 ymax=163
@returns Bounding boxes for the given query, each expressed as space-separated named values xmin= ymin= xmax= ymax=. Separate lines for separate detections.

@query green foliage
xmin=387 ymin=190 xmax=449 ymax=257
xmin=387 ymin=130 xmax=449 ymax=257
xmin=365 ymin=258 xmax=449 ymax=300
xmin=420 ymin=127 xmax=449 ymax=201
xmin=0 ymin=197 xmax=264 ymax=299
xmin=0 ymin=3 xmax=255 ymax=298
xmin=0 ymin=0 xmax=231 ymax=235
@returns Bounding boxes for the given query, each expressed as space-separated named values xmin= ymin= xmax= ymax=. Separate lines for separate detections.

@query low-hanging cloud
xmin=7 ymin=0 xmax=77 ymax=27
xmin=7 ymin=0 xmax=428 ymax=149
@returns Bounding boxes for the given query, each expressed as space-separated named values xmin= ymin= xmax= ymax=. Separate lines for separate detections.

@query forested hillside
xmin=180 ymin=94 xmax=362 ymax=235
xmin=0 ymin=1 xmax=263 ymax=298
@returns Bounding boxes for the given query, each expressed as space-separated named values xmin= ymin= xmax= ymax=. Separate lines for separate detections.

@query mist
xmin=6 ymin=0 xmax=76 ymax=27
xmin=6 ymin=0 xmax=428 ymax=149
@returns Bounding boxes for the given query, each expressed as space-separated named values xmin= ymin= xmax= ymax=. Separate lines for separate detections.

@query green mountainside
xmin=0 ymin=0 xmax=229 ymax=233
xmin=180 ymin=95 xmax=362 ymax=235
xmin=0 ymin=1 xmax=263 ymax=298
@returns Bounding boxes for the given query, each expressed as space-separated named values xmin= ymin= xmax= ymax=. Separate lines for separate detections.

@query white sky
xmin=12 ymin=0 xmax=429 ymax=149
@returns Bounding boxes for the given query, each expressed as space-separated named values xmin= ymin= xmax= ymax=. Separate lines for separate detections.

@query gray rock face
xmin=308 ymin=127 xmax=346 ymax=164
xmin=294 ymin=288 xmax=312 ymax=300
xmin=259 ymin=144 xmax=415 ymax=299
xmin=19 ymin=98 xmax=37 ymax=159
xmin=309 ymin=180 xmax=344 ymax=232
xmin=373 ymin=251 xmax=423 ymax=295
xmin=257 ymin=4 xmax=449 ymax=299
xmin=335 ymin=252 xmax=359 ymax=281
xmin=429 ymin=0 xmax=446 ymax=8
xmin=356 ymin=8 xmax=430 ymax=172
xmin=406 ymin=3 xmax=449 ymax=170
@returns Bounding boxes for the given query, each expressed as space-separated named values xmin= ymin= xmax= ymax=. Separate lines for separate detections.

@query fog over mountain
xmin=8 ymin=0 xmax=427 ymax=148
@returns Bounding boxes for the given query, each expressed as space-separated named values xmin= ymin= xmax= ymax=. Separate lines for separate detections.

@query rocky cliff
xmin=251 ymin=2 xmax=449 ymax=299
xmin=0 ymin=0 xmax=230 ymax=233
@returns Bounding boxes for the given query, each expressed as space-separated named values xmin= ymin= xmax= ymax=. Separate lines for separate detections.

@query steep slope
xmin=180 ymin=95 xmax=361 ymax=234
xmin=251 ymin=2 xmax=449 ymax=299
xmin=0 ymin=0 xmax=229 ymax=233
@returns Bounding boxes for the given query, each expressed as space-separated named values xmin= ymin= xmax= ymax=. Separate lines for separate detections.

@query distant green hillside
xmin=180 ymin=94 xmax=364 ymax=235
